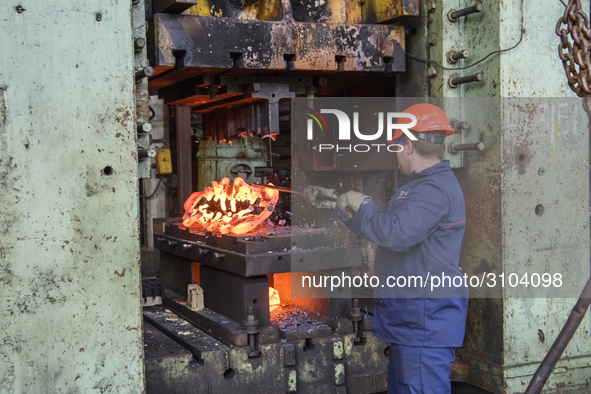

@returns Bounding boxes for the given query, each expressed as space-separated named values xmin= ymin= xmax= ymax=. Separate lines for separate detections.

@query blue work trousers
xmin=387 ymin=344 xmax=455 ymax=394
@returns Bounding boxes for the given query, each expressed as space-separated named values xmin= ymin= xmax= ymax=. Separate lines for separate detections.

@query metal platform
xmin=155 ymin=224 xmax=362 ymax=277
xmin=144 ymin=305 xmax=389 ymax=394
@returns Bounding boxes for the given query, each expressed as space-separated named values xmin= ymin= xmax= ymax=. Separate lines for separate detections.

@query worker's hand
xmin=337 ymin=191 xmax=371 ymax=218
xmin=303 ymin=185 xmax=336 ymax=209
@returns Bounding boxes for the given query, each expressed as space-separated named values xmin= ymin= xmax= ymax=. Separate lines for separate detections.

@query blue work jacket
xmin=336 ymin=161 xmax=468 ymax=347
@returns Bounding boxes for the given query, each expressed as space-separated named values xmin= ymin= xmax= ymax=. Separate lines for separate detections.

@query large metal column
xmin=0 ymin=1 xmax=144 ymax=392
xmin=399 ymin=0 xmax=591 ymax=392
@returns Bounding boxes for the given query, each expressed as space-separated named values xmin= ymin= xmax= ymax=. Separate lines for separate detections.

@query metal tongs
xmin=251 ymin=183 xmax=337 ymax=200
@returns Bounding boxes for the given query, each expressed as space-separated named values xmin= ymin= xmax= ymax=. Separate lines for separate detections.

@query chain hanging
xmin=557 ymin=0 xmax=591 ymax=114
xmin=556 ymin=0 xmax=591 ymax=95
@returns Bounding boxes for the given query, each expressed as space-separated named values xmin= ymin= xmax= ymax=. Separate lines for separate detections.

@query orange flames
xmin=182 ymin=177 xmax=280 ymax=235
xmin=269 ymin=287 xmax=280 ymax=311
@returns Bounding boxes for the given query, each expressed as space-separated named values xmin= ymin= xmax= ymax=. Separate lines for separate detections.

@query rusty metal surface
xmin=360 ymin=0 xmax=419 ymax=23
xmin=149 ymin=13 xmax=405 ymax=73
xmin=185 ymin=0 xmax=284 ymax=21
xmin=184 ymin=0 xmax=415 ymax=25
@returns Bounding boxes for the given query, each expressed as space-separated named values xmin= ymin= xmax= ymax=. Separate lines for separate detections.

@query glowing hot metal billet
xmin=182 ymin=177 xmax=279 ymax=235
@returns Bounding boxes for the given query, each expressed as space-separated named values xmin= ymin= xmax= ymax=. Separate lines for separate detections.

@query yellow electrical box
xmin=156 ymin=148 xmax=173 ymax=174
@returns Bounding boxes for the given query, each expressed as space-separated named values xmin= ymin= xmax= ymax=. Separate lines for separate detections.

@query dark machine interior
xmin=140 ymin=1 xmax=427 ymax=392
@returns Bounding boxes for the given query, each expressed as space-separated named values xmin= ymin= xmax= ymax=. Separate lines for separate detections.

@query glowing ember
xmin=182 ymin=177 xmax=280 ymax=235
xmin=269 ymin=287 xmax=280 ymax=312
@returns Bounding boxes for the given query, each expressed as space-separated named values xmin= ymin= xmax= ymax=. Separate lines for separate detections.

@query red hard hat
xmin=391 ymin=103 xmax=455 ymax=141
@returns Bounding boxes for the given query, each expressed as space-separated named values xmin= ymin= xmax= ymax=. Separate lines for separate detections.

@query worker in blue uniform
xmin=304 ymin=103 xmax=469 ymax=394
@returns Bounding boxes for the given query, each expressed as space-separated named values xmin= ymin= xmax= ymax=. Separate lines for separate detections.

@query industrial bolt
xmin=138 ymin=147 xmax=157 ymax=159
xmin=452 ymin=120 xmax=470 ymax=132
xmin=349 ymin=299 xmax=364 ymax=343
xmin=448 ymin=142 xmax=485 ymax=155
xmin=427 ymin=0 xmax=436 ymax=13
xmin=448 ymin=72 xmax=484 ymax=88
xmin=243 ymin=306 xmax=261 ymax=357
xmin=15 ymin=5 xmax=25 ymax=13
xmin=95 ymin=13 xmax=102 ymax=22
xmin=134 ymin=38 xmax=146 ymax=53
xmin=428 ymin=67 xmax=438 ymax=78
xmin=137 ymin=121 xmax=152 ymax=133
xmin=447 ymin=50 xmax=470 ymax=64
xmin=135 ymin=66 xmax=154 ymax=82
xmin=213 ymin=252 xmax=225 ymax=262
xmin=428 ymin=32 xmax=438 ymax=46
xmin=538 ymin=167 xmax=546 ymax=175
xmin=448 ymin=2 xmax=483 ymax=22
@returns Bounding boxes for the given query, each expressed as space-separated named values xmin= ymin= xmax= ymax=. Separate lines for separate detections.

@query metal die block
xmin=160 ymin=251 xmax=193 ymax=298
xmin=283 ymin=343 xmax=296 ymax=366
xmin=155 ymin=231 xmax=362 ymax=277
xmin=150 ymin=14 xmax=405 ymax=73
xmin=200 ymin=265 xmax=271 ymax=325
xmin=166 ymin=225 xmax=345 ymax=254
xmin=328 ymin=295 xmax=353 ymax=319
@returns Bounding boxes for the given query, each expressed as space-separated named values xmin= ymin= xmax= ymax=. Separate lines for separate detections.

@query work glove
xmin=303 ymin=185 xmax=336 ymax=209
xmin=337 ymin=191 xmax=371 ymax=218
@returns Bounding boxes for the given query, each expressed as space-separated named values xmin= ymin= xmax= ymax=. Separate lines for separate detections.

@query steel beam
xmin=175 ymin=105 xmax=193 ymax=208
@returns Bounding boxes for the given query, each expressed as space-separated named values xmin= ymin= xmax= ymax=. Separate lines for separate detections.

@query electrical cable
xmin=139 ymin=178 xmax=162 ymax=199
xmin=405 ymin=13 xmax=525 ymax=71
xmin=161 ymin=177 xmax=176 ymax=189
